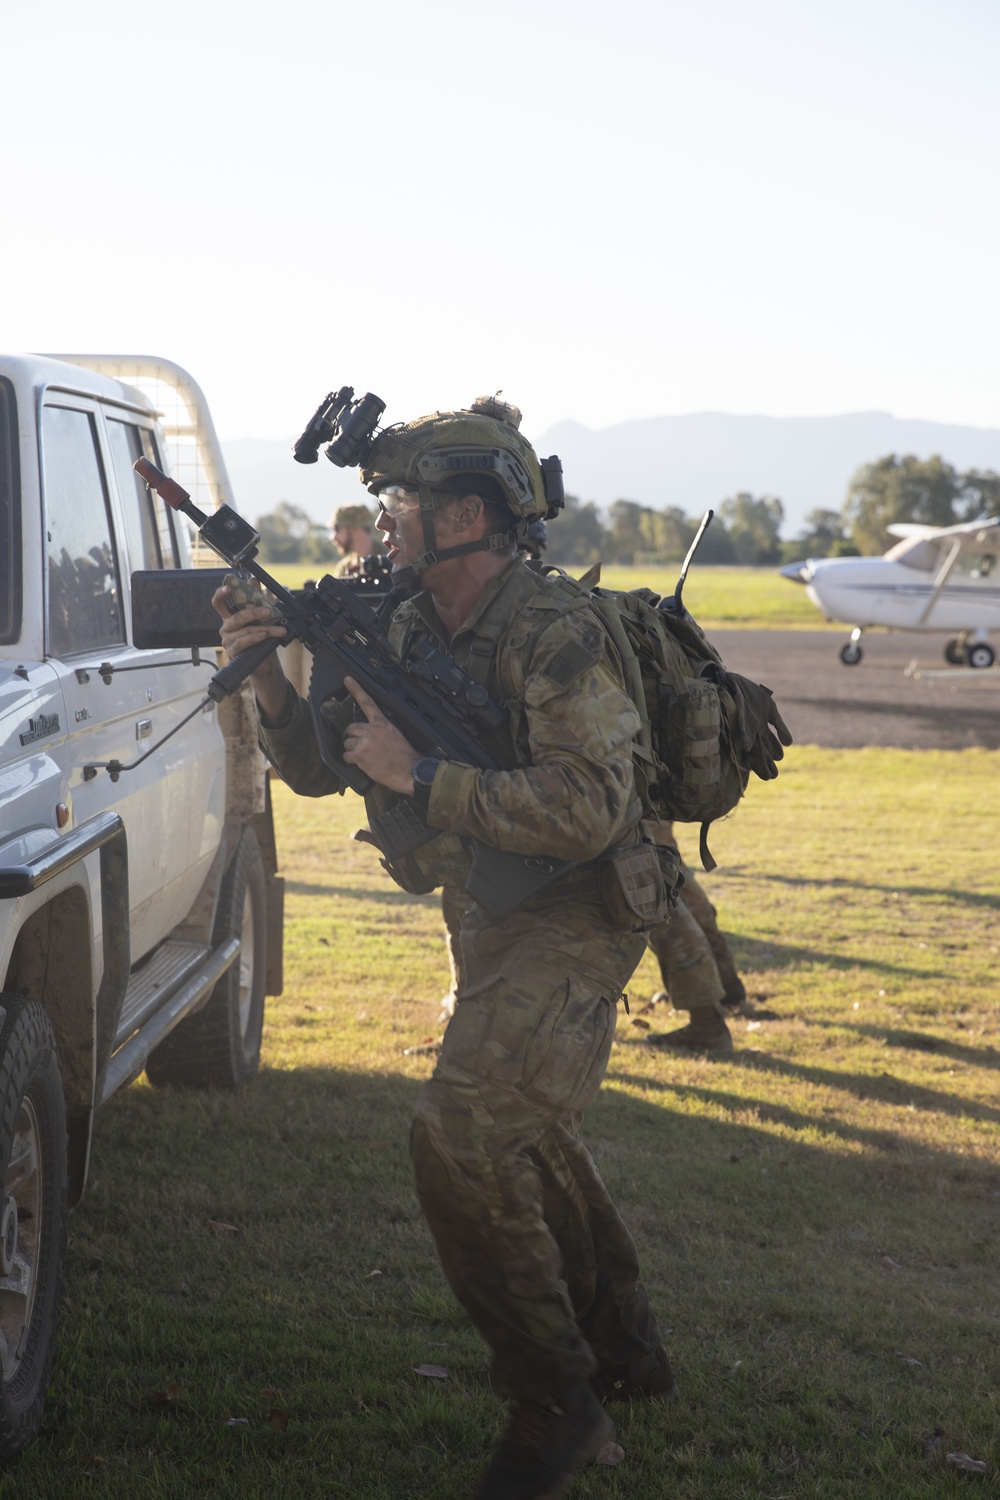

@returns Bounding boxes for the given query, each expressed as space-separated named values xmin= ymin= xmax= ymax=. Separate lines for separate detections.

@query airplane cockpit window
xmin=884 ymin=536 xmax=940 ymax=571
xmin=959 ymin=553 xmax=996 ymax=582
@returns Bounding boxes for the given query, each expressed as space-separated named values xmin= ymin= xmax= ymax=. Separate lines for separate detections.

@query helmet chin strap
xmin=389 ymin=484 xmax=522 ymax=589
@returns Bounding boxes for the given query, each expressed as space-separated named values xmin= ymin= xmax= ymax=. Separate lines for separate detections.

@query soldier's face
xmin=376 ymin=486 xmax=426 ymax=572
xmin=332 ymin=524 xmax=352 ymax=555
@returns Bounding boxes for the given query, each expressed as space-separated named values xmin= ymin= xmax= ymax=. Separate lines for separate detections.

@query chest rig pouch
xmin=597 ymin=834 xmax=683 ymax=932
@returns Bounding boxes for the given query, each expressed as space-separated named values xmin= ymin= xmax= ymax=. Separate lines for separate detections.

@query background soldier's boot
xmin=650 ymin=1003 xmax=734 ymax=1054
xmin=595 ymin=1344 xmax=677 ymax=1404
xmin=476 ymin=1384 xmax=613 ymax=1500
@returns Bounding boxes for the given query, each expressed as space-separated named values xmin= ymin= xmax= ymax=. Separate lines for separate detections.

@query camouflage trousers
xmin=646 ymin=822 xmax=739 ymax=1011
xmin=647 ymin=890 xmax=726 ymax=1009
xmin=411 ymin=888 xmax=660 ymax=1401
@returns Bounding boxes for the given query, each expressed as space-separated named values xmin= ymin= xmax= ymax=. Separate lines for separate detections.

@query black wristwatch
xmin=411 ymin=757 xmax=441 ymax=813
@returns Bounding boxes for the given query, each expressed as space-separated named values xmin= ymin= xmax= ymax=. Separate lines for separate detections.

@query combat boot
xmin=649 ymin=1003 xmax=734 ymax=1055
xmin=476 ymin=1383 xmax=613 ymax=1500
xmin=595 ymin=1344 xmax=677 ymax=1404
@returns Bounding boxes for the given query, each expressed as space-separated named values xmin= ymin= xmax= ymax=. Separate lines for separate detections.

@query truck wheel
xmin=146 ymin=827 xmax=268 ymax=1089
xmin=0 ymin=996 xmax=67 ymax=1463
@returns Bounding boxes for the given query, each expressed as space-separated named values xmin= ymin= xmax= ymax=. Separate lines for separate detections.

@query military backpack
xmin=515 ymin=568 xmax=793 ymax=870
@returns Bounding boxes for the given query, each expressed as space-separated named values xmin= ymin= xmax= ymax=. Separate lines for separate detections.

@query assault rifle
xmin=132 ymin=458 xmax=574 ymax=919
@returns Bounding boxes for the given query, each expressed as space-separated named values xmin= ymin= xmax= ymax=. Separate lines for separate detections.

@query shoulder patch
xmin=541 ymin=631 xmax=603 ymax=687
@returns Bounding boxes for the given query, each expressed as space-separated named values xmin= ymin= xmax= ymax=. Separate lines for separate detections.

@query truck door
xmin=102 ymin=414 xmax=225 ymax=901
xmin=39 ymin=399 xmax=216 ymax=963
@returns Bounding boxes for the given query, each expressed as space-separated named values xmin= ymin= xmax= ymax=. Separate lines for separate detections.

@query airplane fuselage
xmin=799 ymin=556 xmax=1000 ymax=632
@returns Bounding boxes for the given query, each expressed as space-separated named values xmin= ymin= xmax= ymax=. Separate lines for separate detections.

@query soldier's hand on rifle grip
xmin=341 ymin=677 xmax=421 ymax=795
xmin=211 ymin=583 xmax=289 ymax=722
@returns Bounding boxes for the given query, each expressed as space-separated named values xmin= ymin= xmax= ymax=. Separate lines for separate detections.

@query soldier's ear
xmin=450 ymin=494 xmax=484 ymax=532
xmin=461 ymin=495 xmax=485 ymax=531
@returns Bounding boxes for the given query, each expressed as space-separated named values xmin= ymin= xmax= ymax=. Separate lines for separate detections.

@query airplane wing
xmin=886 ymin=517 xmax=1000 ymax=549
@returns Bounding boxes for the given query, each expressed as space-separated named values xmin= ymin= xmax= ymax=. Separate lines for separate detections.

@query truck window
xmin=140 ymin=428 xmax=180 ymax=566
xmin=42 ymin=404 xmax=125 ymax=657
xmin=107 ymin=418 xmax=164 ymax=570
xmin=0 ymin=377 xmax=19 ymax=643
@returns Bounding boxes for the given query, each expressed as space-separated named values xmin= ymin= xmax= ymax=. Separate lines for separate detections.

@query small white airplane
xmin=780 ymin=517 xmax=1000 ymax=667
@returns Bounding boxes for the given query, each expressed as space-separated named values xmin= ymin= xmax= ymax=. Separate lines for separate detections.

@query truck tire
xmin=0 ymin=996 xmax=67 ymax=1464
xmin=146 ymin=826 xmax=268 ymax=1090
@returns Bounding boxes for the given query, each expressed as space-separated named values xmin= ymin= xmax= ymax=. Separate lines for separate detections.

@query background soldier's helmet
xmin=332 ymin=503 xmax=375 ymax=528
xmin=359 ymin=395 xmax=548 ymax=522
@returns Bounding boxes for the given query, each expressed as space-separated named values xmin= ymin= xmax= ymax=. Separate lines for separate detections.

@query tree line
xmin=255 ymin=454 xmax=1000 ymax=567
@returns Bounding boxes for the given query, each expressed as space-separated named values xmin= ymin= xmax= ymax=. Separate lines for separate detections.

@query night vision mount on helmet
xmin=293 ymin=387 xmax=386 ymax=468
xmin=292 ymin=386 xmax=565 ymax=584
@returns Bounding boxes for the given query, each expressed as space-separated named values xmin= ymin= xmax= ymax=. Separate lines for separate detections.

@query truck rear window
xmin=0 ymin=378 xmax=20 ymax=642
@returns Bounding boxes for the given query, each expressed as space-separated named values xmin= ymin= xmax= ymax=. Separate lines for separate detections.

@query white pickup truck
xmin=0 ymin=354 xmax=284 ymax=1459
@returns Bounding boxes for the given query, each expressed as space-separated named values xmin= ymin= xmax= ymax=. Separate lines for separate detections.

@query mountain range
xmin=221 ymin=411 xmax=1000 ymax=539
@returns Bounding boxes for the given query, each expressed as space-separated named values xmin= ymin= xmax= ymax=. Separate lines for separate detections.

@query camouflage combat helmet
xmin=359 ymin=395 xmax=558 ymax=583
xmin=360 ymin=395 xmax=546 ymax=522
xmin=332 ymin=503 xmax=375 ymax=528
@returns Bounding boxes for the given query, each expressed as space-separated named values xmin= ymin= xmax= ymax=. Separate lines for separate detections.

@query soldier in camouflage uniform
xmin=329 ymin=501 xmax=383 ymax=578
xmin=215 ymin=396 xmax=677 ymax=1500
xmin=436 ymin=514 xmax=549 ymax=1027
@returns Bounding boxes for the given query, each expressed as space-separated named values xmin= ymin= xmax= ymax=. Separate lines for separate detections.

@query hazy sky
xmin=5 ymin=0 xmax=998 ymax=445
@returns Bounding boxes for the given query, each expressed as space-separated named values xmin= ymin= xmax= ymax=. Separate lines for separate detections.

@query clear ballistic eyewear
xmin=376 ymin=485 xmax=423 ymax=520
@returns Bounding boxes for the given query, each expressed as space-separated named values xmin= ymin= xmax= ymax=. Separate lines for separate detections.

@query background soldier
xmin=216 ymin=395 xmax=677 ymax=1500
xmin=329 ymin=501 xmax=382 ymax=577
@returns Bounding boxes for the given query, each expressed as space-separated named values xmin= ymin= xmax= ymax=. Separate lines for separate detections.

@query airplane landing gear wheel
xmin=839 ymin=641 xmax=863 ymax=665
xmin=966 ymin=642 xmax=995 ymax=670
xmin=944 ymin=637 xmax=966 ymax=666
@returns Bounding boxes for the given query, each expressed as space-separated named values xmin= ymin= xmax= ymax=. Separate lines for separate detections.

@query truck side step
xmin=100 ymin=938 xmax=239 ymax=1101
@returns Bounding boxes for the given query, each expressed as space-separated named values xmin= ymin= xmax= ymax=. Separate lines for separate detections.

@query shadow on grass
xmin=804 ymin=1018 xmax=1000 ymax=1070
xmin=733 ymin=1049 xmax=1000 ymax=1125
xmin=720 ymin=871 xmax=1000 ymax=912
xmin=31 ymin=1060 xmax=997 ymax=1498
xmin=720 ymin=933 xmax=958 ymax=983
xmin=610 ymin=1049 xmax=1000 ymax=1156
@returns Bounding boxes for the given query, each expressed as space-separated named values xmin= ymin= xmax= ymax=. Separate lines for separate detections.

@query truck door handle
xmin=136 ymin=719 xmax=153 ymax=740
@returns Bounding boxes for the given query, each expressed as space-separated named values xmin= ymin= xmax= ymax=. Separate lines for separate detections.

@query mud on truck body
xmin=0 ymin=354 xmax=284 ymax=1459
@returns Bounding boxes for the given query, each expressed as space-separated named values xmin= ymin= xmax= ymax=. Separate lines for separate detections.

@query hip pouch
xmin=599 ymin=839 xmax=679 ymax=931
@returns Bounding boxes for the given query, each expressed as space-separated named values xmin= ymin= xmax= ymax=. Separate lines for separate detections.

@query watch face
xmin=413 ymin=757 xmax=439 ymax=787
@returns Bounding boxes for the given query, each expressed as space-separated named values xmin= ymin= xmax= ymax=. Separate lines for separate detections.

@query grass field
xmin=264 ymin=561 xmax=830 ymax=631
xmin=5 ymin=748 xmax=997 ymax=1498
